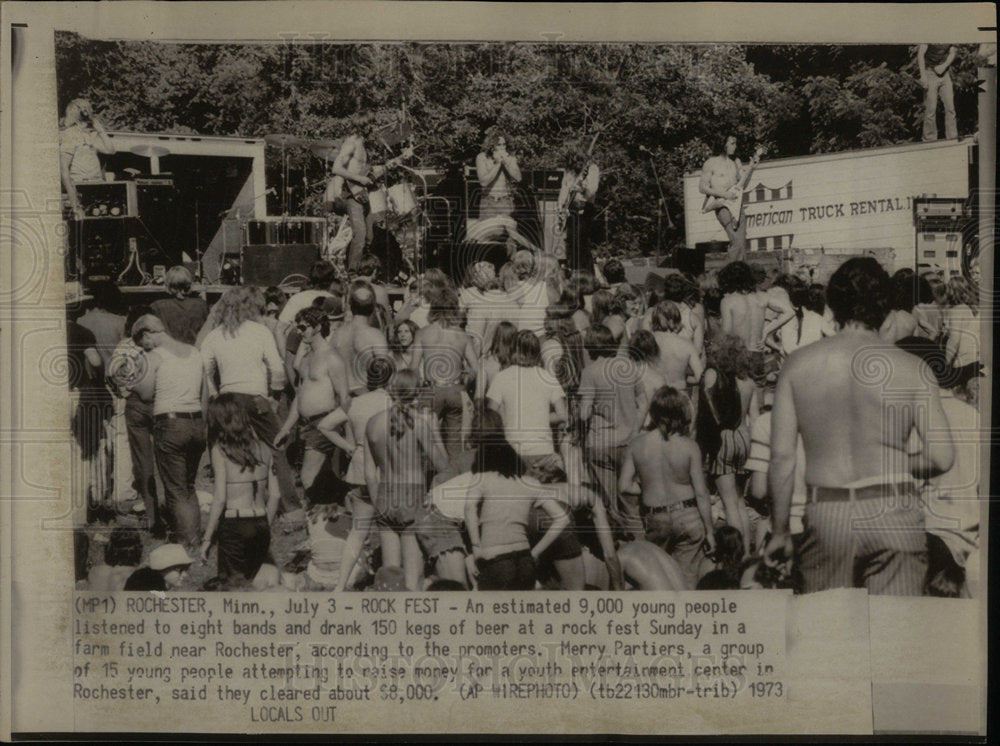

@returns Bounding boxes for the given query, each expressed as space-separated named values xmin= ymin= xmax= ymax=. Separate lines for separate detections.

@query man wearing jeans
xmin=133 ymin=315 xmax=205 ymax=550
xmin=918 ymin=44 xmax=958 ymax=141
xmin=200 ymin=288 xmax=297 ymax=513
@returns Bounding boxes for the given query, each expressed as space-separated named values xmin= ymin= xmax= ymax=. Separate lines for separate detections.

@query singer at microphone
xmin=59 ymin=98 xmax=116 ymax=220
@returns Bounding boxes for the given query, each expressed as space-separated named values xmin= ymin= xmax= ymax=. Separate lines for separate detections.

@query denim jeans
xmin=644 ymin=505 xmax=712 ymax=590
xmin=922 ymin=70 xmax=957 ymax=141
xmin=153 ymin=416 xmax=205 ymax=546
xmin=125 ymin=396 xmax=159 ymax=524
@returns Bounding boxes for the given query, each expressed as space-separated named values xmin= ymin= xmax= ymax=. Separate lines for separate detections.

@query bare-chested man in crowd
xmin=275 ymin=307 xmax=351 ymax=490
xmin=332 ymin=281 xmax=391 ymax=397
xmin=650 ymin=300 xmax=704 ymax=391
xmin=619 ymin=386 xmax=716 ymax=589
xmin=410 ymin=286 xmax=478 ymax=459
xmin=764 ymin=257 xmax=954 ymax=596
xmin=719 ymin=261 xmax=794 ymax=353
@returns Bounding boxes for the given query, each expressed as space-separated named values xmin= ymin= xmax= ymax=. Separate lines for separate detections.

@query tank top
xmin=152 ymin=345 xmax=203 ymax=415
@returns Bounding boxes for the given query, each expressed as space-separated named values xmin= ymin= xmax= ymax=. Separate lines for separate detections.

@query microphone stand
xmin=643 ymin=149 xmax=674 ymax=255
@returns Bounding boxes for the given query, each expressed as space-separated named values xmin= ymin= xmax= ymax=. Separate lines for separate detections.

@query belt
xmin=225 ymin=508 xmax=267 ymax=518
xmin=641 ymin=498 xmax=698 ymax=516
xmin=807 ymin=482 xmax=915 ymax=504
xmin=155 ymin=411 xmax=202 ymax=422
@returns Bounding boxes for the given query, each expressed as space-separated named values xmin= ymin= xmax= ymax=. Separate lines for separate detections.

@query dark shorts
xmin=217 ymin=515 xmax=271 ymax=585
xmin=300 ymin=413 xmax=335 ymax=455
xmin=413 ymin=505 xmax=467 ymax=560
xmin=374 ymin=483 xmax=425 ymax=531
xmin=478 ymin=548 xmax=535 ymax=591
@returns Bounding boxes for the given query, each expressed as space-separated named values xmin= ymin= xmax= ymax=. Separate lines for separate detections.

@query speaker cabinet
xmin=240 ymin=244 xmax=320 ymax=287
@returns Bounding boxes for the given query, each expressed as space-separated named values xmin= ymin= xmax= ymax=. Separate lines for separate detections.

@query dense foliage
xmin=56 ymin=35 xmax=984 ymax=259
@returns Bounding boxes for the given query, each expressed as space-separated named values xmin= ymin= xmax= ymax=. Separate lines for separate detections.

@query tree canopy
xmin=56 ymin=35 xmax=985 ymax=259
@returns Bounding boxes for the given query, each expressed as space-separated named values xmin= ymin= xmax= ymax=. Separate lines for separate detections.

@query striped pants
xmin=798 ymin=485 xmax=927 ymax=596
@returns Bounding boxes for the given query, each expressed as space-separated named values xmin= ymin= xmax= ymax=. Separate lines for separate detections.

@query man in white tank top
xmin=133 ymin=314 xmax=206 ymax=551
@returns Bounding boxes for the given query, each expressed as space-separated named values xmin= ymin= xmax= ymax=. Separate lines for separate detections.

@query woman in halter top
xmin=201 ymin=393 xmax=277 ymax=587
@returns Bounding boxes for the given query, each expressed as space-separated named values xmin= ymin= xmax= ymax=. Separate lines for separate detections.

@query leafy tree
xmin=54 ymin=34 xmax=984 ymax=262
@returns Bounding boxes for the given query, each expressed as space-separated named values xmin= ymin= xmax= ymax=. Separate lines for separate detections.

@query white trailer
xmin=683 ymin=138 xmax=976 ymax=273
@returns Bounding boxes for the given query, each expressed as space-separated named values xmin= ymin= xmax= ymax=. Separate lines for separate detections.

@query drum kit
xmin=247 ymin=132 xmax=427 ymax=281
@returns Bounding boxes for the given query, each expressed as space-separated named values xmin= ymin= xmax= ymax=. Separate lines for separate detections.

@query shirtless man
xmin=275 ymin=307 xmax=351 ymax=490
xmin=650 ymin=300 xmax=704 ymax=390
xmin=411 ymin=287 xmax=478 ymax=459
xmin=326 ymin=115 xmax=380 ymax=272
xmin=619 ymin=386 xmax=716 ymax=589
xmin=698 ymin=135 xmax=750 ymax=261
xmin=719 ymin=261 xmax=794 ymax=353
xmin=366 ymin=369 xmax=451 ymax=591
xmin=763 ymin=257 xmax=954 ymax=596
xmin=331 ymin=281 xmax=391 ymax=397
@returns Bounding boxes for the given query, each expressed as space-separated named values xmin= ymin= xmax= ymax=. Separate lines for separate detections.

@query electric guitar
xmin=556 ymin=126 xmax=607 ymax=234
xmin=327 ymin=144 xmax=415 ymax=203
xmin=701 ymin=145 xmax=766 ymax=218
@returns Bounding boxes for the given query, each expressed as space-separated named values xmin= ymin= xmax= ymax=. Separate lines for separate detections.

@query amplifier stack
xmin=913 ymin=196 xmax=970 ymax=279
xmin=72 ymin=179 xmax=177 ymax=284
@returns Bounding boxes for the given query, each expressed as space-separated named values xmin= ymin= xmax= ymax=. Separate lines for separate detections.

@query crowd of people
xmin=70 ymin=249 xmax=982 ymax=598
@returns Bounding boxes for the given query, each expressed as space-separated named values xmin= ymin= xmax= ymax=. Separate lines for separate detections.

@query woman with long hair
xmin=565 ymin=271 xmax=596 ymax=334
xmin=627 ymin=329 xmax=668 ymax=428
xmin=464 ymin=409 xmax=570 ymax=590
xmin=695 ymin=334 xmax=756 ymax=556
xmin=475 ymin=320 xmax=518 ymax=401
xmin=365 ymin=369 xmax=450 ymax=591
xmin=614 ymin=282 xmax=645 ymax=341
xmin=201 ymin=393 xmax=277 ymax=586
xmin=541 ymin=300 xmax=586 ymax=399
xmin=390 ymin=319 xmax=419 ymax=373
xmin=589 ymin=288 xmax=615 ymax=329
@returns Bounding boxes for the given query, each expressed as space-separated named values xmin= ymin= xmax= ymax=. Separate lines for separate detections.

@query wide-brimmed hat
xmin=149 ymin=543 xmax=193 ymax=571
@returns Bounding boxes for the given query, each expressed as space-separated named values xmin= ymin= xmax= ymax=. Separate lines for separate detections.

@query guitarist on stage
xmin=557 ymin=149 xmax=601 ymax=273
xmin=326 ymin=114 xmax=409 ymax=273
xmin=698 ymin=135 xmax=759 ymax=262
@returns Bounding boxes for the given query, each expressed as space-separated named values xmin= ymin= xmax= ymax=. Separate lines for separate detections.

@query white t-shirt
xmin=278 ymin=290 xmax=333 ymax=324
xmin=200 ymin=320 xmax=286 ymax=396
xmin=486 ymin=365 xmax=564 ymax=457
xmin=152 ymin=345 xmax=204 ymax=416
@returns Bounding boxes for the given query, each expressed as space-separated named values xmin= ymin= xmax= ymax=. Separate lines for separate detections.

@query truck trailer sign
xmin=683 ymin=138 xmax=973 ymax=270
